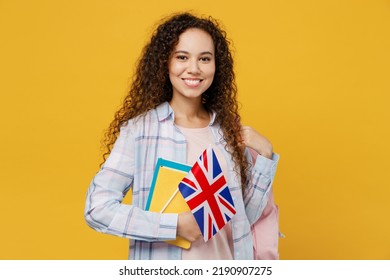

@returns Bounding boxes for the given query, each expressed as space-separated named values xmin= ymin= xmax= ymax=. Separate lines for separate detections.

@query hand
xmin=177 ymin=211 xmax=202 ymax=242
xmin=240 ymin=126 xmax=273 ymax=159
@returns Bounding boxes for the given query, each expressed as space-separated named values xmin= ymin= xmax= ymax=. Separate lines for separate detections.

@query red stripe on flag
xmin=218 ymin=195 xmax=236 ymax=215
xmin=182 ymin=177 xmax=197 ymax=190
xmin=208 ymin=214 xmax=212 ymax=240
xmin=203 ymin=149 xmax=208 ymax=172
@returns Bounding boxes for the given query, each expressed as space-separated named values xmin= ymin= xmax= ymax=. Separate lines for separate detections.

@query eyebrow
xmin=173 ymin=50 xmax=214 ymax=56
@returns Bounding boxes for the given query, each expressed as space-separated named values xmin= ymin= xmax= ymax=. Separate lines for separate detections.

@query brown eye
xmin=177 ymin=55 xmax=188 ymax=61
xmin=200 ymin=57 xmax=211 ymax=62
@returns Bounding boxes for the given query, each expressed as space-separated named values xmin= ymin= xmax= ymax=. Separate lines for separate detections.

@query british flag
xmin=178 ymin=146 xmax=236 ymax=242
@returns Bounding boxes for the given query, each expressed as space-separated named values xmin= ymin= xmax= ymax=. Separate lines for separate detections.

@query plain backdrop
xmin=0 ymin=0 xmax=389 ymax=259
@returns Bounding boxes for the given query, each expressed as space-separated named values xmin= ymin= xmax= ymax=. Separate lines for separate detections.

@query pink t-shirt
xmin=177 ymin=125 xmax=234 ymax=260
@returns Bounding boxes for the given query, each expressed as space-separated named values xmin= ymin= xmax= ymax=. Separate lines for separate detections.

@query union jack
xmin=178 ymin=146 xmax=236 ymax=242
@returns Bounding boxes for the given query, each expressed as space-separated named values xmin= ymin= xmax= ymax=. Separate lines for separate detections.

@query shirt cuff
xmin=253 ymin=153 xmax=279 ymax=176
xmin=158 ymin=213 xmax=179 ymax=240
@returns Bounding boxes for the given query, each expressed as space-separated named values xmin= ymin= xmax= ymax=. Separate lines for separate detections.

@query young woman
xmin=85 ymin=12 xmax=279 ymax=260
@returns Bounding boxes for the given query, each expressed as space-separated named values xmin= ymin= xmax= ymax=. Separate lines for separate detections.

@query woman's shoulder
xmin=123 ymin=103 xmax=166 ymax=130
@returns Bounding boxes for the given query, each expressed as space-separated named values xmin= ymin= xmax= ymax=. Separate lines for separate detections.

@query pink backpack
xmin=251 ymin=190 xmax=280 ymax=260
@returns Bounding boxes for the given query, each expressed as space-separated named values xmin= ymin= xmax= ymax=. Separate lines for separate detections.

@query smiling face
xmin=168 ymin=28 xmax=215 ymax=103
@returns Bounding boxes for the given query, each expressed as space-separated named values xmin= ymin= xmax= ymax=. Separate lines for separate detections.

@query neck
xmin=169 ymin=96 xmax=209 ymax=128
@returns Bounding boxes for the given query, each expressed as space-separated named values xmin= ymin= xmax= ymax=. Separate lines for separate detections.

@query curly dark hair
xmin=102 ymin=12 xmax=249 ymax=191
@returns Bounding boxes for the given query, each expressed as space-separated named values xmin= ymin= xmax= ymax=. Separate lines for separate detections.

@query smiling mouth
xmin=182 ymin=78 xmax=203 ymax=86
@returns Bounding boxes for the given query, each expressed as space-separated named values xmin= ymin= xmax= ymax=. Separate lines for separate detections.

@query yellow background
xmin=0 ymin=0 xmax=389 ymax=259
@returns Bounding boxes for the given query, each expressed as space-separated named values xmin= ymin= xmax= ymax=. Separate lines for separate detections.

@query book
xmin=145 ymin=158 xmax=192 ymax=249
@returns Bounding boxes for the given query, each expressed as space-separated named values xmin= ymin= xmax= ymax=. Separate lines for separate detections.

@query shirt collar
xmin=156 ymin=101 xmax=217 ymax=126
xmin=156 ymin=102 xmax=173 ymax=122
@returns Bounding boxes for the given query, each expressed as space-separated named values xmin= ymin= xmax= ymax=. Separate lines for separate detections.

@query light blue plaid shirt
xmin=85 ymin=102 xmax=279 ymax=259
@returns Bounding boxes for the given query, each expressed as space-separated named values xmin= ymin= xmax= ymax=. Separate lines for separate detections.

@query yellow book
xmin=145 ymin=158 xmax=191 ymax=249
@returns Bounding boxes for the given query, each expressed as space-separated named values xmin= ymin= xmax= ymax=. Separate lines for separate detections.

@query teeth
xmin=184 ymin=79 xmax=201 ymax=86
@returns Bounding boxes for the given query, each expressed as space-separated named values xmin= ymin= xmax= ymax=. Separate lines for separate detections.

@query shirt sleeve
xmin=84 ymin=123 xmax=178 ymax=242
xmin=243 ymin=147 xmax=279 ymax=225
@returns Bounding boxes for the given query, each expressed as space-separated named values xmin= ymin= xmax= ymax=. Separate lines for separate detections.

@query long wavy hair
xmin=102 ymin=12 xmax=249 ymax=191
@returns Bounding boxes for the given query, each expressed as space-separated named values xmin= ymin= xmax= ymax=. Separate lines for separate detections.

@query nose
xmin=187 ymin=59 xmax=201 ymax=75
